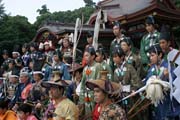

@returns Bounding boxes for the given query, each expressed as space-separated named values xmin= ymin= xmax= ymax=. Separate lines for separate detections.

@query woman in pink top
xmin=17 ymin=103 xmax=38 ymax=120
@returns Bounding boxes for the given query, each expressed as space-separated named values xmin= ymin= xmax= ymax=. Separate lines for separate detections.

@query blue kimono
xmin=66 ymin=82 xmax=77 ymax=101
xmin=144 ymin=60 xmax=169 ymax=120
xmin=54 ymin=62 xmax=71 ymax=80
xmin=144 ymin=60 xmax=168 ymax=83
xmin=42 ymin=63 xmax=52 ymax=81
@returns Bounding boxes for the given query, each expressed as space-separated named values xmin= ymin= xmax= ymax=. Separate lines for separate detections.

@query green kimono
xmin=125 ymin=52 xmax=144 ymax=79
xmin=140 ymin=30 xmax=160 ymax=71
xmin=114 ymin=63 xmax=142 ymax=120
xmin=79 ymin=61 xmax=101 ymax=119
xmin=99 ymin=61 xmax=113 ymax=81
xmin=114 ymin=63 xmax=141 ymax=91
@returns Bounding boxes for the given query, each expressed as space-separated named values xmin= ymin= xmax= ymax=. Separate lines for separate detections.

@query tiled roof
xmin=88 ymin=0 xmax=180 ymax=24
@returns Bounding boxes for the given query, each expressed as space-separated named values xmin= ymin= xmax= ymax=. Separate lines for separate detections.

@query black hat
xmin=33 ymin=65 xmax=44 ymax=76
xmin=85 ymin=46 xmax=96 ymax=56
xmin=120 ymin=37 xmax=133 ymax=46
xmin=29 ymin=42 xmax=38 ymax=50
xmin=159 ymin=25 xmax=170 ymax=41
xmin=8 ymin=59 xmax=15 ymax=65
xmin=148 ymin=44 xmax=162 ymax=54
xmin=145 ymin=15 xmax=155 ymax=25
xmin=22 ymin=43 xmax=29 ymax=49
xmin=96 ymin=45 xmax=105 ymax=56
xmin=87 ymin=31 xmax=93 ymax=38
xmin=54 ymin=49 xmax=62 ymax=60
xmin=2 ymin=50 xmax=9 ymax=55
xmin=112 ymin=45 xmax=125 ymax=57
xmin=112 ymin=21 xmax=121 ymax=28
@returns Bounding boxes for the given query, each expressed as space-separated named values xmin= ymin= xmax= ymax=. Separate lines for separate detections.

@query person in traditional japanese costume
xmin=109 ymin=21 xmax=127 ymax=71
xmin=29 ymin=42 xmax=46 ymax=68
xmin=27 ymin=69 xmax=48 ymax=118
xmin=0 ymin=99 xmax=17 ymax=120
xmin=66 ymin=63 xmax=83 ymax=104
xmin=113 ymin=45 xmax=141 ymax=91
xmin=82 ymin=31 xmax=94 ymax=67
xmin=144 ymin=44 xmax=170 ymax=120
xmin=140 ymin=15 xmax=160 ymax=72
xmin=112 ymin=45 xmax=141 ymax=118
xmin=79 ymin=46 xmax=101 ymax=119
xmin=59 ymin=34 xmax=73 ymax=55
xmin=86 ymin=70 xmax=127 ymax=120
xmin=159 ymin=25 xmax=173 ymax=61
xmin=160 ymin=26 xmax=180 ymax=120
xmin=12 ymin=45 xmax=23 ymax=70
xmin=120 ymin=37 xmax=144 ymax=79
xmin=41 ymin=75 xmax=79 ymax=120
xmin=52 ymin=49 xmax=71 ymax=80
xmin=17 ymin=103 xmax=38 ymax=120
xmin=10 ymin=68 xmax=32 ymax=110
xmin=95 ymin=45 xmax=113 ymax=80
xmin=1 ymin=50 xmax=11 ymax=73
xmin=43 ymin=40 xmax=54 ymax=65
xmin=41 ymin=55 xmax=52 ymax=81
xmin=7 ymin=69 xmax=19 ymax=100
xmin=21 ymin=43 xmax=30 ymax=67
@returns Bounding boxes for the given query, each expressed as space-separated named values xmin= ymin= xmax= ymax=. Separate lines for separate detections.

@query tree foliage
xmin=0 ymin=0 xmax=5 ymax=19
xmin=84 ymin=0 xmax=96 ymax=7
xmin=0 ymin=15 xmax=36 ymax=52
xmin=37 ymin=4 xmax=50 ymax=15
xmin=174 ymin=0 xmax=180 ymax=8
xmin=34 ymin=6 xmax=95 ymax=29
xmin=0 ymin=0 xmax=5 ymax=17
xmin=0 ymin=1 xmax=96 ymax=54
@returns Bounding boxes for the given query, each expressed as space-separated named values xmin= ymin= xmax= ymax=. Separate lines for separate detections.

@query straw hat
xmin=86 ymin=71 xmax=121 ymax=95
xmin=41 ymin=79 xmax=69 ymax=88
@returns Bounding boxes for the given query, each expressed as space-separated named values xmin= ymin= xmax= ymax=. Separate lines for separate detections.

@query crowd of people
xmin=0 ymin=15 xmax=180 ymax=120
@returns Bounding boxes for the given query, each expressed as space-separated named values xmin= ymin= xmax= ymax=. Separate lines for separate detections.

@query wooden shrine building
xmin=33 ymin=0 xmax=180 ymax=51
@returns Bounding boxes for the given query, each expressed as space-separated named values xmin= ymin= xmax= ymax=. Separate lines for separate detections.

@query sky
xmin=3 ymin=0 xmax=100 ymax=24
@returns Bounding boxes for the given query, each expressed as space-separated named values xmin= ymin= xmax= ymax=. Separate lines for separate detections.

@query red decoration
xmin=86 ymin=68 xmax=92 ymax=76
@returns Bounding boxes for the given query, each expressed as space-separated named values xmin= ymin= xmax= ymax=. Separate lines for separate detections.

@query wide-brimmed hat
xmin=86 ymin=71 xmax=121 ymax=95
xmin=41 ymin=79 xmax=70 ymax=88
xmin=69 ymin=63 xmax=83 ymax=73
xmin=41 ymin=68 xmax=72 ymax=88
